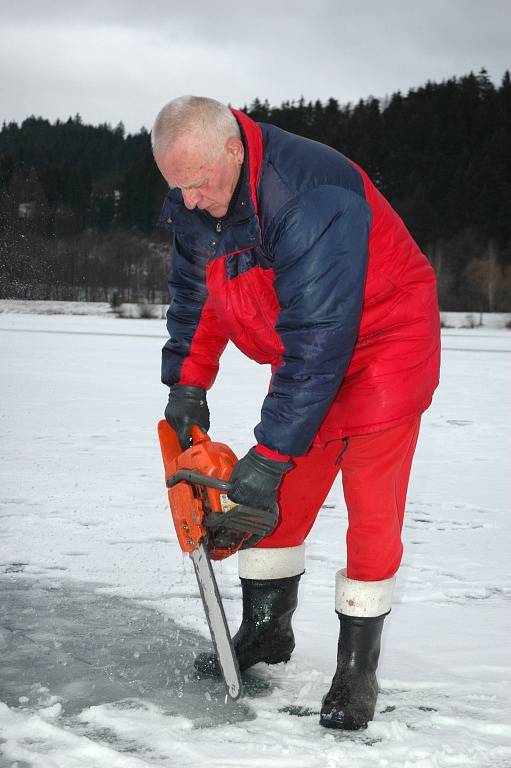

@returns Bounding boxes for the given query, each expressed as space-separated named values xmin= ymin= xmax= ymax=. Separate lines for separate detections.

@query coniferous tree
xmin=1 ymin=70 xmax=510 ymax=308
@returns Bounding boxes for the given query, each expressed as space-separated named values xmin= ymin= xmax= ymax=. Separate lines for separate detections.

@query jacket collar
xmin=230 ymin=108 xmax=263 ymax=218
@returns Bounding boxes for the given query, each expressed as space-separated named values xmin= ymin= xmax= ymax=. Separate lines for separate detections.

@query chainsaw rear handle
xmin=166 ymin=470 xmax=232 ymax=491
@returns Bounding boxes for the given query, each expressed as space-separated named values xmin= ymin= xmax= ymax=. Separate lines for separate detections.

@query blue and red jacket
xmin=160 ymin=110 xmax=440 ymax=458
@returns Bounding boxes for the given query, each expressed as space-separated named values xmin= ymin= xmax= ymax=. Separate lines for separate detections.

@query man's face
xmin=156 ymin=137 xmax=244 ymax=219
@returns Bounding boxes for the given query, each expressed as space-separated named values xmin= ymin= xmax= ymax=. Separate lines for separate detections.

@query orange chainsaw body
xmin=157 ymin=420 xmax=241 ymax=559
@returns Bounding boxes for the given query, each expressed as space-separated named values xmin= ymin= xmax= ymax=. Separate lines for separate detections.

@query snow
xmin=0 ymin=300 xmax=167 ymax=320
xmin=1 ymin=300 xmax=510 ymax=329
xmin=1 ymin=310 xmax=510 ymax=767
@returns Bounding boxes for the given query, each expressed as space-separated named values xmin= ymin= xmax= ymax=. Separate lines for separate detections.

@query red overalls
xmin=260 ymin=417 xmax=421 ymax=581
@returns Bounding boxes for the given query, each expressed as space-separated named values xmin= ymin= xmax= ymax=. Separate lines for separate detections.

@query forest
xmin=1 ymin=68 xmax=510 ymax=311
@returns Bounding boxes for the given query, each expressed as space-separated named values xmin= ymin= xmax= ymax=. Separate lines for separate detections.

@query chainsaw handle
xmin=166 ymin=470 xmax=232 ymax=491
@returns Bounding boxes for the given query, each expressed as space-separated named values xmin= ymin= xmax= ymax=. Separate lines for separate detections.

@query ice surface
xmin=1 ymin=311 xmax=510 ymax=767
xmin=0 ymin=580 xmax=257 ymax=724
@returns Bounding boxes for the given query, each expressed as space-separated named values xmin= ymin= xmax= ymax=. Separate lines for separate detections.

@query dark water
xmin=0 ymin=577 xmax=268 ymax=731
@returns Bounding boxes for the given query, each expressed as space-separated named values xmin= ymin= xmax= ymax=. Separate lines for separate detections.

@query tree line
xmin=1 ymin=68 xmax=510 ymax=311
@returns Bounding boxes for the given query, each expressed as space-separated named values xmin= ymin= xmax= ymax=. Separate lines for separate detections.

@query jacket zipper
xmin=217 ymin=217 xmax=251 ymax=232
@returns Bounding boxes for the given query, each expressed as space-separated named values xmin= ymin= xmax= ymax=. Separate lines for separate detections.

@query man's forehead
xmin=163 ymin=160 xmax=205 ymax=190
xmin=169 ymin=168 xmax=209 ymax=193
xmin=170 ymin=134 xmax=208 ymax=164
xmin=165 ymin=139 xmax=211 ymax=185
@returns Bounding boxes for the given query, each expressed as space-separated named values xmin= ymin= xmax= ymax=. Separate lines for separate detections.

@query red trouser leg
xmin=341 ymin=417 xmax=420 ymax=580
xmin=256 ymin=418 xmax=420 ymax=582
xmin=255 ymin=438 xmax=344 ymax=548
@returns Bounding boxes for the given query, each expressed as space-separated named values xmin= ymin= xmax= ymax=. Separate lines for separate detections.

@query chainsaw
xmin=157 ymin=420 xmax=277 ymax=700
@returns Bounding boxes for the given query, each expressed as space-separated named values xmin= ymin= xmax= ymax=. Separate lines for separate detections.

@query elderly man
xmin=152 ymin=96 xmax=440 ymax=730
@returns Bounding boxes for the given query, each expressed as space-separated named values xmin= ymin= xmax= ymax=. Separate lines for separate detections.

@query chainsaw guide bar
xmin=157 ymin=420 xmax=243 ymax=700
xmin=190 ymin=543 xmax=241 ymax=700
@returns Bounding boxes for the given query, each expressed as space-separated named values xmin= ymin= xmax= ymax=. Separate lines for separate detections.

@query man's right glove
xmin=164 ymin=384 xmax=210 ymax=451
xmin=228 ymin=447 xmax=293 ymax=513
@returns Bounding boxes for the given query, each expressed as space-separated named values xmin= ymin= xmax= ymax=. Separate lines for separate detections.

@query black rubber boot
xmin=320 ymin=612 xmax=386 ymax=730
xmin=194 ymin=574 xmax=301 ymax=676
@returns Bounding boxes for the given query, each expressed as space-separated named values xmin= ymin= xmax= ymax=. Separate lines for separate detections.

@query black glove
xmin=227 ymin=447 xmax=293 ymax=512
xmin=205 ymin=504 xmax=280 ymax=549
xmin=164 ymin=384 xmax=209 ymax=451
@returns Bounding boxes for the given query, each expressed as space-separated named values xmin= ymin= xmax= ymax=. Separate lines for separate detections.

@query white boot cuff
xmin=335 ymin=569 xmax=395 ymax=617
xmin=238 ymin=544 xmax=305 ymax=580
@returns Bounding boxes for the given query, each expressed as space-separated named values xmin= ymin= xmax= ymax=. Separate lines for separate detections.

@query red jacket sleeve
xmin=162 ymin=235 xmax=229 ymax=389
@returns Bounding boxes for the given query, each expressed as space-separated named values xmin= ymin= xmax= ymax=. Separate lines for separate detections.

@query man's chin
xmin=205 ymin=204 xmax=228 ymax=218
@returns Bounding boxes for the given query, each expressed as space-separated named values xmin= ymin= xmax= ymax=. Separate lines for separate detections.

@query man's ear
xmin=226 ymin=137 xmax=244 ymax=165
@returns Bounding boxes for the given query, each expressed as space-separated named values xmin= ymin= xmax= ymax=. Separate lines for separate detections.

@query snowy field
xmin=1 ymin=310 xmax=510 ymax=767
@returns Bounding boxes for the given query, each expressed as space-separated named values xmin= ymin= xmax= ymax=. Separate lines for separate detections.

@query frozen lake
xmin=1 ymin=312 xmax=510 ymax=767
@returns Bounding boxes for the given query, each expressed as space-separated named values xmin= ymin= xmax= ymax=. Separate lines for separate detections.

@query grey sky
xmin=1 ymin=0 xmax=509 ymax=134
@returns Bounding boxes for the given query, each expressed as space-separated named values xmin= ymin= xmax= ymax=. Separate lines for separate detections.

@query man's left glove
xmin=164 ymin=384 xmax=210 ymax=451
xmin=228 ymin=447 xmax=293 ymax=513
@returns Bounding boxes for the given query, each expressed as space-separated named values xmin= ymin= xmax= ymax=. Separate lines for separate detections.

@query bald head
xmin=151 ymin=95 xmax=241 ymax=164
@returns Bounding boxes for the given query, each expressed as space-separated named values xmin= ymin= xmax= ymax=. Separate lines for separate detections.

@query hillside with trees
xmin=1 ymin=68 xmax=510 ymax=310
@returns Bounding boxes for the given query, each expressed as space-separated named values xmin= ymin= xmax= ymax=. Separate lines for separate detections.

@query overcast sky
xmin=1 ymin=0 xmax=509 ymax=134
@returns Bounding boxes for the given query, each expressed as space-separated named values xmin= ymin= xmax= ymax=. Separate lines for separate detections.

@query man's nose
xmin=182 ymin=188 xmax=201 ymax=209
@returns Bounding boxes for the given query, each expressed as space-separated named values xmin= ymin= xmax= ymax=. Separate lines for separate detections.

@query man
xmin=152 ymin=96 xmax=440 ymax=730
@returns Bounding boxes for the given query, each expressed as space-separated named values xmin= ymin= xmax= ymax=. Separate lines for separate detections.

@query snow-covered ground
xmin=1 ymin=311 xmax=510 ymax=767
xmin=1 ymin=300 xmax=510 ymax=329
